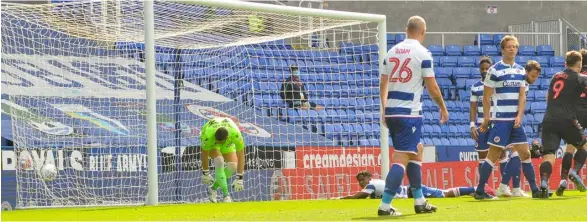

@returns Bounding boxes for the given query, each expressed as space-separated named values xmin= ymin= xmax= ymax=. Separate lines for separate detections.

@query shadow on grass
xmin=352 ymin=213 xmax=434 ymax=221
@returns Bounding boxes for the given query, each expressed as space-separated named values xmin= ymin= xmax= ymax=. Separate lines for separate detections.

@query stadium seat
xmin=424 ymin=112 xmax=433 ymax=125
xmin=386 ymin=33 xmax=395 ymax=44
xmin=534 ymin=113 xmax=545 ymax=123
xmin=395 ymin=34 xmax=406 ymax=43
xmin=524 ymin=126 xmax=534 ymax=138
xmin=533 ymin=56 xmax=549 ymax=67
xmin=458 ymin=90 xmax=469 ymax=102
xmin=446 ymin=101 xmax=457 ymax=112
xmin=544 ymin=67 xmax=559 ymax=78
xmin=518 ymin=45 xmax=536 ymax=56
xmin=423 ymin=138 xmax=434 ymax=146
xmin=440 ymin=56 xmax=458 ymax=67
xmin=475 ymin=34 xmax=493 ymax=45
xmin=454 ymin=67 xmax=472 ymax=78
xmin=526 ymin=90 xmax=536 ymax=101
xmin=458 ymin=56 xmax=476 ymax=67
xmin=432 ymin=125 xmax=441 ymax=138
xmin=449 ymin=125 xmax=458 ymax=138
xmin=445 ymin=45 xmax=462 ymax=56
xmin=491 ymin=56 xmax=503 ymax=63
xmin=535 ymin=90 xmax=547 ymax=101
xmin=433 ymin=56 xmax=440 ymax=67
xmin=465 ymin=79 xmax=478 ymax=89
xmin=449 ymin=138 xmax=459 ymax=146
xmin=456 ymin=78 xmax=468 ymax=89
xmin=481 ymin=45 xmax=499 ymax=56
xmin=515 ymin=56 xmax=530 ymax=65
xmin=536 ymin=45 xmax=555 ymax=56
xmin=525 ymin=113 xmax=535 ymax=126
xmin=463 ymin=45 xmax=481 ymax=56
xmin=458 ymin=125 xmax=468 ymax=138
xmin=428 ymin=45 xmax=445 ymax=56
xmin=550 ymin=56 xmax=565 ymax=67
xmin=435 ymin=67 xmax=453 ymax=78
xmin=458 ymin=138 xmax=468 ymax=146
xmin=531 ymin=102 xmax=546 ymax=114
xmin=454 ymin=101 xmax=464 ymax=112
xmin=540 ymin=78 xmax=551 ymax=90
xmin=432 ymin=138 xmax=442 ymax=146
xmin=440 ymin=138 xmax=451 ymax=146
xmin=493 ymin=34 xmax=505 ymax=45
xmin=470 ymin=68 xmax=481 ymax=78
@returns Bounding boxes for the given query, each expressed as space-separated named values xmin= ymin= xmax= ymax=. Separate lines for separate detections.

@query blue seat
xmin=369 ymin=138 xmax=380 ymax=146
xmin=428 ymin=45 xmax=445 ymax=56
xmin=518 ymin=45 xmax=536 ymax=56
xmin=454 ymin=67 xmax=472 ymax=78
xmin=424 ymin=112 xmax=434 ymax=125
xmin=536 ymin=45 xmax=555 ymax=56
xmin=432 ymin=125 xmax=441 ymax=138
xmin=470 ymin=68 xmax=481 ymax=78
xmin=386 ymin=33 xmax=395 ymax=44
xmin=458 ymin=90 xmax=469 ymax=102
xmin=531 ymin=102 xmax=546 ymax=114
xmin=359 ymin=138 xmax=370 ymax=146
xmin=550 ymin=56 xmax=565 ymax=67
xmin=440 ymin=56 xmax=458 ymax=67
xmin=540 ymin=78 xmax=551 ymax=90
xmin=395 ymin=34 xmax=406 ymax=43
xmin=493 ymin=34 xmax=505 ymax=45
xmin=491 ymin=56 xmax=503 ymax=63
xmin=454 ymin=101 xmax=465 ymax=112
xmin=287 ymin=109 xmax=300 ymax=124
xmin=440 ymin=138 xmax=451 ymax=146
xmin=526 ymin=91 xmax=536 ymax=101
xmin=423 ymin=125 xmax=434 ymax=137
xmin=440 ymin=125 xmax=450 ymax=137
xmin=475 ymin=34 xmax=493 ymax=45
xmin=465 ymin=79 xmax=478 ymax=89
xmin=449 ymin=138 xmax=460 ymax=146
xmin=524 ymin=125 xmax=534 ymax=138
xmin=463 ymin=45 xmax=481 ymax=56
xmin=515 ymin=56 xmax=530 ymax=65
xmin=481 ymin=45 xmax=499 ymax=56
xmin=423 ymin=138 xmax=434 ymax=146
xmin=456 ymin=78 xmax=468 ymax=89
xmin=544 ymin=67 xmax=559 ymax=78
xmin=423 ymin=100 xmax=433 ymax=112
xmin=446 ymin=101 xmax=457 ymax=112
xmin=458 ymin=138 xmax=468 ymax=145
xmin=432 ymin=138 xmax=442 ymax=145
xmin=535 ymin=90 xmax=547 ymax=101
xmin=534 ymin=113 xmax=545 ymax=123
xmin=449 ymin=125 xmax=459 ymax=138
xmin=458 ymin=125 xmax=469 ymax=138
xmin=445 ymin=45 xmax=462 ymax=56
xmin=435 ymin=67 xmax=453 ymax=78
xmin=432 ymin=56 xmax=440 ymax=67
xmin=458 ymin=56 xmax=476 ymax=67
xmin=533 ymin=56 xmax=550 ymax=67
xmin=525 ymin=113 xmax=535 ymax=126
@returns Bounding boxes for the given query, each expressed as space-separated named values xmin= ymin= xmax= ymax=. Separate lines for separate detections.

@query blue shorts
xmin=386 ymin=117 xmax=422 ymax=154
xmin=408 ymin=185 xmax=444 ymax=198
xmin=487 ymin=121 xmax=528 ymax=148
xmin=475 ymin=127 xmax=490 ymax=152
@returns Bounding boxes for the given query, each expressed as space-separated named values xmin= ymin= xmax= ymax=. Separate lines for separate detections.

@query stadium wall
xmin=323 ymin=1 xmax=587 ymax=45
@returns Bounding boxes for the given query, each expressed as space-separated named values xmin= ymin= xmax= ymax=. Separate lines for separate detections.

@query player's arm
xmin=482 ymin=68 xmax=497 ymax=126
xmin=337 ymin=184 xmax=375 ymax=199
xmin=578 ymin=74 xmax=587 ymax=88
xmin=516 ymin=82 xmax=527 ymax=127
xmin=199 ymin=135 xmax=215 ymax=185
xmin=422 ymin=55 xmax=448 ymax=123
xmin=233 ymin=132 xmax=246 ymax=175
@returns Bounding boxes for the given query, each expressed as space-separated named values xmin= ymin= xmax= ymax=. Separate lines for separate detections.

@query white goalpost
xmin=1 ymin=0 xmax=386 ymax=208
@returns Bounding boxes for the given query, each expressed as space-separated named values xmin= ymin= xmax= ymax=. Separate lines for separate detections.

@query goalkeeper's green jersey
xmin=199 ymin=118 xmax=245 ymax=154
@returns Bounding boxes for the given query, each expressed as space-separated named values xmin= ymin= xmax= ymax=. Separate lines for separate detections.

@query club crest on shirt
xmin=494 ymin=136 xmax=501 ymax=143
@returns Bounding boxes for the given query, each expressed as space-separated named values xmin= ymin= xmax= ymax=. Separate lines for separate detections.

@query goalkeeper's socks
xmin=379 ymin=163 xmax=405 ymax=210
xmin=456 ymin=187 xmax=475 ymax=196
xmin=561 ymin=152 xmax=573 ymax=180
xmin=476 ymin=159 xmax=494 ymax=193
xmin=522 ymin=159 xmax=539 ymax=192
xmin=507 ymin=155 xmax=521 ymax=189
xmin=573 ymin=148 xmax=587 ymax=172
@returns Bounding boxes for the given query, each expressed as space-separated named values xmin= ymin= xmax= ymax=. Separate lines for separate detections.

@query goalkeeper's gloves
xmin=232 ymin=174 xmax=244 ymax=191
xmin=202 ymin=170 xmax=214 ymax=185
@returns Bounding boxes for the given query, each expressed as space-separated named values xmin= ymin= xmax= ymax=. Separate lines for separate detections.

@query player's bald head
xmin=406 ymin=16 xmax=426 ymax=33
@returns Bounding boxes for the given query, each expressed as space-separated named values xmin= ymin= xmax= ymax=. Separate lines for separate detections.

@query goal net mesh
xmin=1 ymin=1 xmax=382 ymax=208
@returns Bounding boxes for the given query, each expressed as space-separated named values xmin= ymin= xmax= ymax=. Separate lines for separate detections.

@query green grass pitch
xmin=3 ymin=191 xmax=587 ymax=221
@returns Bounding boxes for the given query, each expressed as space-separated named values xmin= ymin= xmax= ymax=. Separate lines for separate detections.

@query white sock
xmin=414 ymin=197 xmax=426 ymax=205
xmin=378 ymin=203 xmax=391 ymax=211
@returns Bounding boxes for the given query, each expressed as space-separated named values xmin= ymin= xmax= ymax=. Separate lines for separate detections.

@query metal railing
xmin=386 ymin=31 xmax=560 ymax=53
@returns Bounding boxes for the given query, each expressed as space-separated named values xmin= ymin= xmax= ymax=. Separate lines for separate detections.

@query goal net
xmin=1 ymin=0 xmax=385 ymax=208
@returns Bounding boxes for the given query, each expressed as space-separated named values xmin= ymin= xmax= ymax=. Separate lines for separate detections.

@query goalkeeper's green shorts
xmin=204 ymin=144 xmax=242 ymax=154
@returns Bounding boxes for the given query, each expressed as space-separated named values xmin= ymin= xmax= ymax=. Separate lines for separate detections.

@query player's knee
xmin=477 ymin=151 xmax=488 ymax=159
xmin=226 ymin=162 xmax=237 ymax=172
xmin=487 ymin=147 xmax=502 ymax=162
xmin=516 ymin=149 xmax=530 ymax=160
xmin=566 ymin=144 xmax=577 ymax=153
xmin=391 ymin=152 xmax=410 ymax=165
xmin=214 ymin=156 xmax=225 ymax=169
xmin=541 ymin=147 xmax=557 ymax=156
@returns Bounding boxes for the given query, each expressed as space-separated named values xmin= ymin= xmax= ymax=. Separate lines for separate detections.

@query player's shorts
xmin=541 ymin=118 xmax=587 ymax=155
xmin=474 ymin=124 xmax=491 ymax=152
xmin=407 ymin=185 xmax=444 ymax=198
xmin=202 ymin=143 xmax=239 ymax=154
xmin=487 ymin=120 xmax=527 ymax=149
xmin=386 ymin=117 xmax=422 ymax=154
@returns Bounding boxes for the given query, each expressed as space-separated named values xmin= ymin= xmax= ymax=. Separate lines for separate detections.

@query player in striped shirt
xmin=332 ymin=170 xmax=495 ymax=200
xmin=474 ymin=35 xmax=540 ymax=199
xmin=469 ymin=56 xmax=493 ymax=174
xmin=378 ymin=16 xmax=447 ymax=216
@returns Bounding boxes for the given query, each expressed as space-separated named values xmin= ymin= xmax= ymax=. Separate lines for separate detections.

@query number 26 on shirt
xmin=387 ymin=57 xmax=413 ymax=83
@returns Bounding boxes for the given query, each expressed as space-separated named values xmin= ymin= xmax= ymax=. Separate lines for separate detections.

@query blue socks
xmin=381 ymin=163 xmax=405 ymax=205
xmin=476 ymin=159 xmax=495 ymax=193
xmin=522 ymin=159 xmax=539 ymax=192
xmin=407 ymin=161 xmax=425 ymax=203
xmin=458 ymin=187 xmax=476 ymax=196
xmin=478 ymin=160 xmax=485 ymax=177
xmin=508 ymin=156 xmax=521 ymax=188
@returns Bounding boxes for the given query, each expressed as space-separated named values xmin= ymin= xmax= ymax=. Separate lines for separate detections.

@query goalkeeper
xmin=200 ymin=117 xmax=245 ymax=203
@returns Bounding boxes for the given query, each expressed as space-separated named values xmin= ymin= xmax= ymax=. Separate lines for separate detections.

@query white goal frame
xmin=139 ymin=0 xmax=387 ymax=206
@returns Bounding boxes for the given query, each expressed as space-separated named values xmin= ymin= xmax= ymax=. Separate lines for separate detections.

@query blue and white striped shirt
xmin=470 ymin=80 xmax=492 ymax=123
xmin=483 ymin=61 xmax=527 ymax=121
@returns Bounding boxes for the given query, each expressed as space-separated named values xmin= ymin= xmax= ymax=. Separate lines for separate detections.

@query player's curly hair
xmin=479 ymin=56 xmax=492 ymax=67
xmin=215 ymin=127 xmax=229 ymax=141
xmin=356 ymin=171 xmax=372 ymax=180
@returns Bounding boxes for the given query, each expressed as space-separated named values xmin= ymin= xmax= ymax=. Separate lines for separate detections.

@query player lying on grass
xmin=331 ymin=171 xmax=496 ymax=200
xmin=556 ymin=48 xmax=587 ymax=196
xmin=200 ymin=117 xmax=245 ymax=203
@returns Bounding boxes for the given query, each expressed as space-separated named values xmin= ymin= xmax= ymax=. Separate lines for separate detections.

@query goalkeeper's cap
xmin=290 ymin=65 xmax=299 ymax=72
